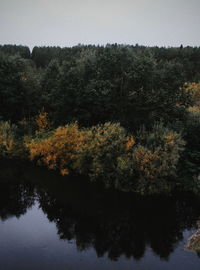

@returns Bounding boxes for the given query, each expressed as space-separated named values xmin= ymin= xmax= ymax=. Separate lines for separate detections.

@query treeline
xmin=1 ymin=44 xmax=200 ymax=194
xmin=1 ymin=43 xmax=200 ymax=127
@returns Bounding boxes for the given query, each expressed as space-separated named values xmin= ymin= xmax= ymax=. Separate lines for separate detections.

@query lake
xmin=0 ymin=160 xmax=200 ymax=270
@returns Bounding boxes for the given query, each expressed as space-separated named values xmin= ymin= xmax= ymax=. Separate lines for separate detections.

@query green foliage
xmin=0 ymin=45 xmax=31 ymax=59
xmin=31 ymin=46 xmax=61 ymax=68
xmin=133 ymin=123 xmax=185 ymax=194
xmin=0 ymin=44 xmax=198 ymax=129
xmin=0 ymin=53 xmax=41 ymax=122
xmin=76 ymin=123 xmax=135 ymax=190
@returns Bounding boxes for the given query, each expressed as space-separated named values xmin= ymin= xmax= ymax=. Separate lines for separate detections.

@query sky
xmin=0 ymin=0 xmax=200 ymax=49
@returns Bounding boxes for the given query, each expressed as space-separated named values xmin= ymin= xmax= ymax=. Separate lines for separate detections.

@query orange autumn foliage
xmin=35 ymin=112 xmax=50 ymax=132
xmin=27 ymin=121 xmax=184 ymax=194
xmin=184 ymin=82 xmax=200 ymax=106
xmin=29 ymin=123 xmax=84 ymax=174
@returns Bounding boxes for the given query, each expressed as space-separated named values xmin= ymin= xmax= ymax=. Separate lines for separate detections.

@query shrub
xmin=27 ymin=121 xmax=185 ymax=195
xmin=0 ymin=121 xmax=19 ymax=157
xmin=183 ymin=82 xmax=200 ymax=106
xmin=76 ymin=122 xmax=135 ymax=190
xmin=27 ymin=122 xmax=136 ymax=189
xmin=133 ymin=123 xmax=185 ymax=194
xmin=28 ymin=122 xmax=84 ymax=175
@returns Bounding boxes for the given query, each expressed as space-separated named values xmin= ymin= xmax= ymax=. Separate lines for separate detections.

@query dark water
xmin=0 ymin=160 xmax=200 ymax=270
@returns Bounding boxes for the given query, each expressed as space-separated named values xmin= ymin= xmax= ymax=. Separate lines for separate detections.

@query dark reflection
xmin=0 ymin=160 xmax=35 ymax=220
xmin=1 ymin=160 xmax=200 ymax=261
xmin=36 ymin=177 xmax=200 ymax=261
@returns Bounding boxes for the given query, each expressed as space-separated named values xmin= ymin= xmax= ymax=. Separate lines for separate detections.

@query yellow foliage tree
xmin=183 ymin=82 xmax=200 ymax=106
xmin=35 ymin=111 xmax=50 ymax=133
xmin=28 ymin=123 xmax=84 ymax=175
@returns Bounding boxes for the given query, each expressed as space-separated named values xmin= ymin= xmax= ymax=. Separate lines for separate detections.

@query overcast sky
xmin=0 ymin=0 xmax=200 ymax=49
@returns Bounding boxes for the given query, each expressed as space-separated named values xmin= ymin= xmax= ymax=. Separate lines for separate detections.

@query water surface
xmin=0 ymin=160 xmax=200 ymax=270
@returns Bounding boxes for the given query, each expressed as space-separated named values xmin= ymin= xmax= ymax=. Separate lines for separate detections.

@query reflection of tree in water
xmin=1 ymin=161 xmax=200 ymax=261
xmin=0 ymin=161 xmax=35 ymax=220
xmin=37 ymin=179 xmax=200 ymax=261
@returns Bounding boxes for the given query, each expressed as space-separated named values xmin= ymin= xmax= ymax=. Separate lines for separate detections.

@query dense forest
xmin=1 ymin=44 xmax=200 ymax=194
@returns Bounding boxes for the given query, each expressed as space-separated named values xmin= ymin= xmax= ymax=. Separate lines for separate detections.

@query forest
xmin=1 ymin=43 xmax=200 ymax=195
